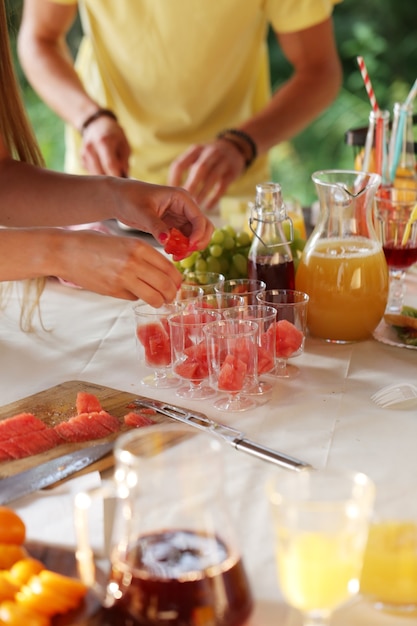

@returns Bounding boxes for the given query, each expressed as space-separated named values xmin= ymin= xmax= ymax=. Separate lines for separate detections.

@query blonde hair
xmin=0 ymin=0 xmax=47 ymax=330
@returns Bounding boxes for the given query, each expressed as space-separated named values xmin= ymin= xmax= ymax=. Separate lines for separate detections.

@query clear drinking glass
xmin=203 ymin=319 xmax=259 ymax=412
xmin=175 ymin=283 xmax=204 ymax=308
xmin=193 ymin=293 xmax=245 ymax=318
xmin=168 ymin=309 xmax=221 ymax=399
xmin=182 ymin=271 xmax=225 ymax=295
xmin=374 ymin=186 xmax=417 ymax=312
xmin=133 ymin=301 xmax=181 ymax=389
xmin=257 ymin=289 xmax=309 ymax=378
xmin=215 ymin=278 xmax=266 ymax=305
xmin=267 ymin=468 xmax=375 ymax=626
xmin=223 ymin=304 xmax=277 ymax=396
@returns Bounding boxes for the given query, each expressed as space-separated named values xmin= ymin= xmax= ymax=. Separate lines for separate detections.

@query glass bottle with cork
xmin=247 ymin=182 xmax=295 ymax=290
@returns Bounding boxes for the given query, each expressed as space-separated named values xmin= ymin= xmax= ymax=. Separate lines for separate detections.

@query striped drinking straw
xmin=357 ymin=56 xmax=384 ymax=178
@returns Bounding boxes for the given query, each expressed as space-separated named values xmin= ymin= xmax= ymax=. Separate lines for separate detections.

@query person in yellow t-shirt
xmin=18 ymin=0 xmax=342 ymax=209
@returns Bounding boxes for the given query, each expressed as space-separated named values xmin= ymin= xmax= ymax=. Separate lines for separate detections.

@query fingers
xmin=80 ymin=120 xmax=131 ymax=177
xmin=60 ymin=231 xmax=183 ymax=305
xmin=168 ymin=145 xmax=205 ymax=186
xmin=170 ymin=141 xmax=245 ymax=209
xmin=123 ymin=244 xmax=183 ymax=305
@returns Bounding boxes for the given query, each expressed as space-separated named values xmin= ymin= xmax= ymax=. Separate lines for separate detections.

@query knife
xmin=134 ymin=396 xmax=312 ymax=472
xmin=0 ymin=440 xmax=114 ymax=506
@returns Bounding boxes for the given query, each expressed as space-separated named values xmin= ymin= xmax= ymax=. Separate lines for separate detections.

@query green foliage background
xmin=6 ymin=0 xmax=417 ymax=205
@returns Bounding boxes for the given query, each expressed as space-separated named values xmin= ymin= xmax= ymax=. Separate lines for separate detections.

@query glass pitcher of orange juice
xmin=295 ymin=170 xmax=388 ymax=342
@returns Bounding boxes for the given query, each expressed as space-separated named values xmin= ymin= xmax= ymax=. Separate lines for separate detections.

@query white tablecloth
xmin=1 ymin=268 xmax=417 ymax=626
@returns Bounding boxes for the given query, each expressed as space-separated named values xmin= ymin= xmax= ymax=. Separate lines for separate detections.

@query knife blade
xmin=0 ymin=440 xmax=114 ymax=506
xmin=134 ymin=396 xmax=312 ymax=472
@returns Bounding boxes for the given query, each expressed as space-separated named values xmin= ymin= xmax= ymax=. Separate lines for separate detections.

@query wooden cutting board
xmin=0 ymin=380 xmax=170 ymax=480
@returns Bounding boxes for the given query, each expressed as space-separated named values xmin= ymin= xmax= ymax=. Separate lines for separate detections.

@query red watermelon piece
xmin=136 ymin=321 xmax=171 ymax=367
xmin=94 ymin=410 xmax=120 ymax=433
xmin=76 ymin=391 xmax=103 ymax=415
xmin=0 ymin=438 xmax=27 ymax=460
xmin=163 ymin=227 xmax=191 ymax=260
xmin=274 ymin=319 xmax=304 ymax=358
xmin=218 ymin=354 xmax=247 ymax=392
xmin=0 ymin=413 xmax=46 ymax=441
xmin=175 ymin=341 xmax=209 ymax=380
xmin=54 ymin=421 xmax=86 ymax=443
xmin=9 ymin=429 xmax=61 ymax=457
xmin=0 ymin=446 xmax=12 ymax=461
xmin=257 ymin=345 xmax=274 ymax=374
xmin=124 ymin=411 xmax=155 ymax=428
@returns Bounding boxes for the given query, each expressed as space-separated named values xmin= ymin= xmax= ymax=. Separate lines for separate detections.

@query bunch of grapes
xmin=174 ymin=224 xmax=306 ymax=280
xmin=174 ymin=225 xmax=252 ymax=280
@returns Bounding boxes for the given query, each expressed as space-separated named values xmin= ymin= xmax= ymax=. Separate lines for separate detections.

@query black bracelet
xmin=216 ymin=128 xmax=258 ymax=169
xmin=80 ymin=108 xmax=118 ymax=134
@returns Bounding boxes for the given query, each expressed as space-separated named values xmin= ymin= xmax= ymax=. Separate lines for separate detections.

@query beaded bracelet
xmin=80 ymin=108 xmax=118 ymax=135
xmin=216 ymin=128 xmax=258 ymax=169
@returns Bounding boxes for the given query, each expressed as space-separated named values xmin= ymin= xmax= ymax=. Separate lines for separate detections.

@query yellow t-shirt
xmin=51 ymin=0 xmax=339 ymax=196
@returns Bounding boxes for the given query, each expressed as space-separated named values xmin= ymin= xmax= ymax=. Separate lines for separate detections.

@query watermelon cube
xmin=218 ymin=354 xmax=247 ymax=392
xmin=136 ymin=321 xmax=171 ymax=367
xmin=274 ymin=319 xmax=304 ymax=358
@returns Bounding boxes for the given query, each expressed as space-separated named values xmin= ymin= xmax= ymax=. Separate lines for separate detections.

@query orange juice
xmin=295 ymin=237 xmax=388 ymax=341
xmin=276 ymin=531 xmax=362 ymax=613
xmin=360 ymin=521 xmax=417 ymax=608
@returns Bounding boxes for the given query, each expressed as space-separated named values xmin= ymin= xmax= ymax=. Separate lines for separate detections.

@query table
xmin=1 ymin=260 xmax=417 ymax=625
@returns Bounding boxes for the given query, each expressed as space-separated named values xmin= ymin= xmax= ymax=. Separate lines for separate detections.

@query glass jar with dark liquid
xmin=247 ymin=182 xmax=295 ymax=290
xmin=74 ymin=424 xmax=253 ymax=626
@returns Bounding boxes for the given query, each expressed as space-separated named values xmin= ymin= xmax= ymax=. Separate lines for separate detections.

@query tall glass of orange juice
xmin=295 ymin=170 xmax=388 ymax=342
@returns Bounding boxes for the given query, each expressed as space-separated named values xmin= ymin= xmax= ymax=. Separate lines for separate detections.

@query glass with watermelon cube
xmin=215 ymin=278 xmax=266 ymax=305
xmin=168 ymin=309 xmax=221 ymax=399
xmin=182 ymin=270 xmax=225 ymax=295
xmin=194 ymin=293 xmax=245 ymax=318
xmin=257 ymin=289 xmax=309 ymax=379
xmin=175 ymin=284 xmax=204 ymax=308
xmin=223 ymin=304 xmax=277 ymax=396
xmin=203 ymin=319 xmax=259 ymax=412
xmin=133 ymin=301 xmax=181 ymax=389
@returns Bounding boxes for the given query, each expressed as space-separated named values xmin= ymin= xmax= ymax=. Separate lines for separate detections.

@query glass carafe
xmin=247 ymin=182 xmax=295 ymax=290
xmin=74 ymin=423 xmax=253 ymax=626
xmin=295 ymin=170 xmax=389 ymax=343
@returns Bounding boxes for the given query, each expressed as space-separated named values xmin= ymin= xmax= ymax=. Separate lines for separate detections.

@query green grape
xmin=195 ymin=257 xmax=208 ymax=272
xmin=222 ymin=225 xmax=236 ymax=238
xmin=222 ymin=235 xmax=235 ymax=251
xmin=218 ymin=256 xmax=230 ymax=275
xmin=235 ymin=231 xmax=251 ymax=247
xmin=173 ymin=224 xmax=254 ymax=281
xmin=232 ymin=253 xmax=248 ymax=277
xmin=179 ymin=251 xmax=198 ymax=269
xmin=209 ymin=244 xmax=223 ymax=258
xmin=206 ymin=256 xmax=222 ymax=273
xmin=211 ymin=228 xmax=225 ymax=245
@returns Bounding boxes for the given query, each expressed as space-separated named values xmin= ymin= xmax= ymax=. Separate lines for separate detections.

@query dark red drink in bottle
xmin=248 ymin=256 xmax=295 ymax=290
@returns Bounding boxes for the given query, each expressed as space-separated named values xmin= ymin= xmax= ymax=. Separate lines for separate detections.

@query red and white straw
xmin=357 ymin=56 xmax=379 ymax=113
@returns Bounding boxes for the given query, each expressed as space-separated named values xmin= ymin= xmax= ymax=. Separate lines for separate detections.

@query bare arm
xmin=18 ymin=0 xmax=131 ymax=176
xmin=169 ymin=18 xmax=342 ymax=207
xmin=239 ymin=18 xmax=342 ymax=153
xmin=0 ymin=228 xmax=184 ymax=305
xmin=0 ymin=136 xmax=213 ymax=249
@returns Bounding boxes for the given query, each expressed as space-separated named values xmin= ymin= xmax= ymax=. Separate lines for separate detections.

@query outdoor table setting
xmin=0 ymin=247 xmax=416 ymax=625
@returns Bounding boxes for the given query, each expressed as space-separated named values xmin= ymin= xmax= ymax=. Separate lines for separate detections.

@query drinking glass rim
xmin=256 ymin=289 xmax=309 ymax=306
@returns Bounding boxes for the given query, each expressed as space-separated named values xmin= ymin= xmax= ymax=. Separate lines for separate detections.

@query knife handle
xmin=234 ymin=438 xmax=312 ymax=472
